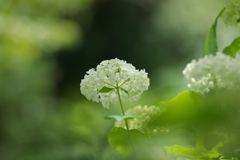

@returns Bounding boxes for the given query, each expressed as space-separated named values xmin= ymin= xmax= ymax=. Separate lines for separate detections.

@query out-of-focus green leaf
xmin=162 ymin=90 xmax=202 ymax=108
xmin=158 ymin=90 xmax=225 ymax=132
xmin=108 ymin=127 xmax=146 ymax=157
xmin=223 ymin=36 xmax=240 ymax=57
xmin=98 ymin=86 xmax=114 ymax=93
xmin=164 ymin=145 xmax=221 ymax=159
xmin=104 ymin=114 xmax=142 ymax=121
xmin=219 ymin=145 xmax=240 ymax=160
xmin=160 ymin=90 xmax=204 ymax=124
xmin=203 ymin=8 xmax=225 ymax=56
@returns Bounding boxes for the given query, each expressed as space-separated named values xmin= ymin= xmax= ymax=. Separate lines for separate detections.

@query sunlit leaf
xmin=203 ymin=8 xmax=225 ymax=56
xmin=164 ymin=145 xmax=221 ymax=159
xmin=223 ymin=36 xmax=240 ymax=57
xmin=98 ymin=86 xmax=114 ymax=93
xmin=156 ymin=90 xmax=224 ymax=135
xmin=160 ymin=90 xmax=204 ymax=124
xmin=105 ymin=114 xmax=142 ymax=121
xmin=108 ymin=127 xmax=146 ymax=157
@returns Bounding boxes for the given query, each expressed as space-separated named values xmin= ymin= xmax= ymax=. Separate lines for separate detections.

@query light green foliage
xmin=108 ymin=127 xmax=146 ymax=157
xmin=223 ymin=36 xmax=240 ymax=57
xmin=203 ymin=9 xmax=224 ymax=56
xmin=158 ymin=89 xmax=240 ymax=159
xmin=0 ymin=0 xmax=92 ymax=17
xmin=98 ymin=86 xmax=115 ymax=93
xmin=160 ymin=90 xmax=205 ymax=124
xmin=0 ymin=1 xmax=85 ymax=72
xmin=164 ymin=145 xmax=221 ymax=160
xmin=0 ymin=0 xmax=92 ymax=159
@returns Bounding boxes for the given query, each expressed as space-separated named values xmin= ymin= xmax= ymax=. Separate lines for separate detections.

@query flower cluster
xmin=221 ymin=0 xmax=240 ymax=27
xmin=183 ymin=52 xmax=240 ymax=94
xmin=80 ymin=58 xmax=149 ymax=108
xmin=115 ymin=105 xmax=167 ymax=134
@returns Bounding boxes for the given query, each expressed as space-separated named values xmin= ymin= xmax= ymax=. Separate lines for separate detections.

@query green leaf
xmin=164 ymin=145 xmax=221 ymax=159
xmin=223 ymin=36 xmax=240 ymax=57
xmin=203 ymin=8 xmax=225 ymax=56
xmin=222 ymin=145 xmax=240 ymax=159
xmin=120 ymin=87 xmax=129 ymax=95
xmin=160 ymin=90 xmax=204 ymax=124
xmin=105 ymin=114 xmax=142 ymax=121
xmin=159 ymin=90 xmax=223 ymax=129
xmin=98 ymin=86 xmax=114 ymax=93
xmin=161 ymin=90 xmax=202 ymax=108
xmin=108 ymin=127 xmax=146 ymax=157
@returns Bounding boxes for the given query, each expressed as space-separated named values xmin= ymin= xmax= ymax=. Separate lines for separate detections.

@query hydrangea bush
xmin=183 ymin=52 xmax=240 ymax=94
xmin=80 ymin=1 xmax=240 ymax=159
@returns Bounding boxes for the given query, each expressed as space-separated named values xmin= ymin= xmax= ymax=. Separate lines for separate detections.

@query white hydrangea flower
xmin=80 ymin=58 xmax=150 ymax=108
xmin=115 ymin=105 xmax=167 ymax=134
xmin=183 ymin=52 xmax=240 ymax=94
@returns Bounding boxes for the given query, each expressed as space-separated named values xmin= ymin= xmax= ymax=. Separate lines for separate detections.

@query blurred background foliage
xmin=0 ymin=0 xmax=237 ymax=159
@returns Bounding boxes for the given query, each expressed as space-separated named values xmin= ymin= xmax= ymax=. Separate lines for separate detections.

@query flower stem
xmin=116 ymin=86 xmax=137 ymax=159
xmin=119 ymin=78 xmax=130 ymax=87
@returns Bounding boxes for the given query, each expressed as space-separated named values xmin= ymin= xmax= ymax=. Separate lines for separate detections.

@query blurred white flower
xmin=221 ymin=0 xmax=240 ymax=28
xmin=183 ymin=52 xmax=240 ymax=94
xmin=115 ymin=105 xmax=167 ymax=134
xmin=80 ymin=58 xmax=149 ymax=108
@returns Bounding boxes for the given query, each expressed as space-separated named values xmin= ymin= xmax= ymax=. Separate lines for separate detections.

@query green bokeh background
xmin=0 ymin=0 xmax=237 ymax=159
